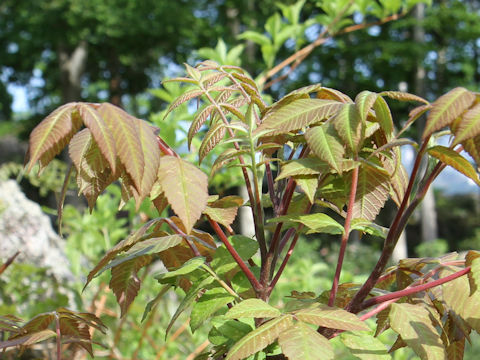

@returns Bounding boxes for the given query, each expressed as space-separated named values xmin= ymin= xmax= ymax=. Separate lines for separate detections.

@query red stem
xmin=328 ymin=165 xmax=359 ymax=306
xmin=360 ymin=266 xmax=471 ymax=311
xmin=208 ymin=218 xmax=262 ymax=292
xmin=345 ymin=138 xmax=431 ymax=313
xmin=268 ymin=231 xmax=301 ymax=293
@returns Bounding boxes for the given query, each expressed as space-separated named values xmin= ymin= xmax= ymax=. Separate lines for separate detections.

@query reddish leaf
xmin=158 ymin=156 xmax=208 ymax=234
xmin=98 ymin=103 xmax=144 ymax=192
xmin=0 ymin=329 xmax=56 ymax=350
xmin=78 ymin=103 xmax=117 ymax=173
xmin=352 ymin=162 xmax=390 ymax=221
xmin=26 ymin=102 xmax=82 ymax=172
xmin=452 ymin=103 xmax=480 ymax=145
xmin=199 ymin=121 xmax=226 ymax=163
xmin=380 ymin=91 xmax=428 ymax=104
xmin=256 ymin=99 xmax=344 ymax=136
xmin=110 ymin=255 xmax=152 ymax=317
xmin=204 ymin=195 xmax=243 ymax=227
xmin=423 ymin=87 xmax=475 ymax=139
xmin=136 ymin=118 xmax=161 ymax=199
xmin=188 ymin=104 xmax=215 ymax=148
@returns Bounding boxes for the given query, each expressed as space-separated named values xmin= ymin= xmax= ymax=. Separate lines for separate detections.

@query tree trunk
xmin=58 ymin=41 xmax=88 ymax=103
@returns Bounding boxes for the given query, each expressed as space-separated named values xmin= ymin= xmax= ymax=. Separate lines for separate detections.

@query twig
xmin=328 ymin=165 xmax=359 ymax=306
xmin=208 ymin=218 xmax=262 ymax=292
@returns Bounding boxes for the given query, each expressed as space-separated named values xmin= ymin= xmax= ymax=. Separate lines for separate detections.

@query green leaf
xmin=276 ymin=158 xmax=327 ymax=181
xmin=296 ymin=175 xmax=318 ymax=204
xmin=452 ymin=102 xmax=480 ymax=145
xmin=423 ymin=87 xmax=475 ymax=139
xmin=204 ymin=196 xmax=244 ymax=228
xmin=466 ymin=250 xmax=480 ymax=295
xmin=427 ymin=145 xmax=480 ymax=186
xmin=79 ymin=103 xmax=117 ymax=175
xmin=389 ymin=303 xmax=446 ymax=360
xmin=165 ymin=276 xmax=214 ymax=335
xmin=110 ymin=256 xmax=151 ymax=317
xmin=188 ymin=104 xmax=215 ymax=148
xmin=226 ymin=315 xmax=293 ymax=360
xmin=237 ymin=31 xmax=271 ymax=47
xmin=355 ymin=91 xmax=378 ymax=123
xmin=155 ymin=256 xmax=206 ymax=282
xmin=101 ymin=234 xmax=183 ymax=273
xmin=211 ymin=236 xmax=259 ymax=278
xmin=278 ymin=322 xmax=333 ymax=360
xmin=379 ymin=91 xmax=428 ymax=104
xmin=305 ymin=123 xmax=345 ymax=173
xmin=373 ymin=96 xmax=394 ymax=136
xmin=158 ymin=156 xmax=208 ymax=233
xmin=26 ymin=102 xmax=82 ymax=172
xmin=442 ymin=266 xmax=480 ymax=333
xmin=352 ymin=162 xmax=390 ymax=221
xmin=332 ymin=103 xmax=362 ymax=153
xmin=209 ymin=317 xmax=253 ymax=346
xmin=340 ymin=332 xmax=391 ymax=360
xmin=256 ymin=99 xmax=343 ymax=136
xmin=295 ymin=304 xmax=369 ymax=331
xmin=225 ymin=299 xmax=281 ymax=319
xmin=350 ymin=219 xmax=388 ymax=238
xmin=268 ymin=213 xmax=344 ymax=235
xmin=190 ymin=287 xmax=236 ymax=332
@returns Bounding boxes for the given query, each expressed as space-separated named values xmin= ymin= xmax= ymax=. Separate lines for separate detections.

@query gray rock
xmin=0 ymin=180 xmax=74 ymax=281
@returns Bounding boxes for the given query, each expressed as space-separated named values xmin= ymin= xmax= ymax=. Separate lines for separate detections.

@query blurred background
xmin=1 ymin=0 xmax=480 ymax=358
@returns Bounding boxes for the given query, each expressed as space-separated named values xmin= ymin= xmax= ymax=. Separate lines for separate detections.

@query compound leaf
xmin=295 ymin=305 xmax=369 ymax=331
xmin=305 ymin=123 xmax=345 ymax=173
xmin=340 ymin=332 xmax=391 ymax=360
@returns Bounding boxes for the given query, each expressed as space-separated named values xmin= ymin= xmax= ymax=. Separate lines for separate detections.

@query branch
xmin=360 ymin=266 xmax=471 ymax=311
xmin=345 ymin=138 xmax=431 ymax=313
xmin=259 ymin=10 xmax=406 ymax=89
xmin=328 ymin=165 xmax=359 ymax=306
xmin=208 ymin=218 xmax=262 ymax=292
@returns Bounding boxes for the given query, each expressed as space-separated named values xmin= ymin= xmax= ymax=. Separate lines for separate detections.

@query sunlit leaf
xmin=226 ymin=315 xmax=293 ymax=360
xmin=340 ymin=332 xmax=391 ymax=359
xmin=451 ymin=102 xmax=480 ymax=145
xmin=156 ymin=256 xmax=206 ymax=283
xmin=204 ymin=196 xmax=244 ymax=227
xmin=423 ymin=87 xmax=475 ymax=139
xmin=427 ymin=145 xmax=480 ymax=186
xmin=350 ymin=218 xmax=388 ymax=238
xmin=199 ymin=122 xmax=226 ymax=163
xmin=225 ymin=299 xmax=281 ymax=319
xmin=278 ymin=322 xmax=333 ymax=360
xmin=355 ymin=91 xmax=378 ymax=123
xmin=463 ymin=135 xmax=480 ymax=166
xmin=164 ymin=88 xmax=204 ymax=119
xmin=466 ymin=250 xmax=480 ymax=295
xmin=373 ymin=96 xmax=394 ymax=136
xmin=333 ymin=103 xmax=363 ymax=153
xmin=188 ymin=104 xmax=215 ymax=148
xmin=158 ymin=156 xmax=208 ymax=234
xmin=136 ymin=118 xmax=161 ymax=199
xmin=256 ymin=99 xmax=343 ymax=136
xmin=295 ymin=304 xmax=369 ymax=331
xmin=26 ymin=102 xmax=82 ymax=172
xmin=98 ymin=103 xmax=145 ymax=190
xmin=379 ymin=91 xmax=428 ymax=104
xmin=352 ymin=162 xmax=390 ymax=221
xmin=305 ymin=123 xmax=345 ymax=173
xmin=389 ymin=303 xmax=446 ymax=360
xmin=296 ymin=175 xmax=318 ymax=204
xmin=78 ymin=103 xmax=117 ymax=173
xmin=316 ymin=87 xmax=353 ymax=103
